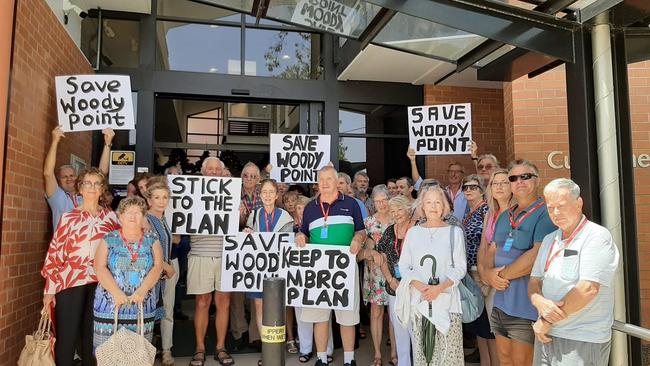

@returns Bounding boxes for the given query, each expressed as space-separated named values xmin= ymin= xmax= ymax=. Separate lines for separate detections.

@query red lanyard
xmin=69 ymin=193 xmax=79 ymax=208
xmin=244 ymin=192 xmax=257 ymax=212
xmin=393 ymin=223 xmax=411 ymax=255
xmin=120 ymin=230 xmax=143 ymax=263
xmin=489 ymin=209 xmax=500 ymax=237
xmin=319 ymin=195 xmax=334 ymax=226
xmin=463 ymin=201 xmax=486 ymax=227
xmin=544 ymin=217 xmax=588 ymax=272
xmin=508 ymin=200 xmax=545 ymax=230
xmin=263 ymin=209 xmax=276 ymax=231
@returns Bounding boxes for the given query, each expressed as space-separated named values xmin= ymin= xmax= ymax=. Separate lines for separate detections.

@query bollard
xmin=261 ymin=277 xmax=286 ymax=366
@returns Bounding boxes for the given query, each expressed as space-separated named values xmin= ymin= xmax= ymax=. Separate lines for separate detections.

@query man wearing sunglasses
xmin=486 ymin=159 xmax=557 ymax=366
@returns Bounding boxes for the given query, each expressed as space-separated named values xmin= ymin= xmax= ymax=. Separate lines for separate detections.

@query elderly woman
xmin=244 ymin=179 xmax=294 ymax=366
xmin=93 ymin=196 xmax=163 ymax=350
xmin=41 ymin=167 xmax=120 ymax=366
xmin=145 ymin=177 xmax=178 ymax=366
xmin=370 ymin=195 xmax=415 ymax=366
xmin=357 ymin=185 xmax=392 ymax=365
xmin=397 ymin=185 xmax=467 ymax=365
xmin=461 ymin=174 xmax=498 ymax=366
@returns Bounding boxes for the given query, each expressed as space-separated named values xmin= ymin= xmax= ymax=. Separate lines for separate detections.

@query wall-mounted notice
xmin=108 ymin=151 xmax=135 ymax=186
xmin=165 ymin=175 xmax=242 ymax=235
xmin=290 ymin=0 xmax=359 ymax=36
xmin=281 ymin=243 xmax=356 ymax=311
xmin=55 ymin=75 xmax=135 ymax=132
xmin=408 ymin=103 xmax=472 ymax=155
xmin=270 ymin=134 xmax=331 ymax=183
xmin=221 ymin=232 xmax=294 ymax=292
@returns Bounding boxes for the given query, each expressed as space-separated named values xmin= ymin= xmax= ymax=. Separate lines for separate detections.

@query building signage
xmin=408 ymin=103 xmax=472 ymax=155
xmin=547 ymin=151 xmax=650 ymax=169
xmin=108 ymin=151 xmax=135 ymax=185
xmin=55 ymin=74 xmax=135 ymax=132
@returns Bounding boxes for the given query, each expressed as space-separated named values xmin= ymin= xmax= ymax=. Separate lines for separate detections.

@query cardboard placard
xmin=270 ymin=134 xmax=331 ymax=183
xmin=221 ymin=232 xmax=294 ymax=292
xmin=290 ymin=0 xmax=360 ymax=36
xmin=108 ymin=151 xmax=135 ymax=186
xmin=281 ymin=243 xmax=356 ymax=311
xmin=165 ymin=175 xmax=242 ymax=235
xmin=408 ymin=103 xmax=472 ymax=155
xmin=55 ymin=75 xmax=135 ymax=132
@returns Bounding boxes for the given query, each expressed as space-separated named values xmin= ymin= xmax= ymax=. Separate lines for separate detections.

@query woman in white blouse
xmin=397 ymin=185 xmax=467 ymax=365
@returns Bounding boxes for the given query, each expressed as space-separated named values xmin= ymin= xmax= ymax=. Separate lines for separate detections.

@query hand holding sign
xmin=408 ymin=103 xmax=472 ymax=155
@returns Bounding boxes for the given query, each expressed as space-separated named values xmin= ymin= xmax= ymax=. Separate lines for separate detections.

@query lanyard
xmin=120 ymin=230 xmax=143 ymax=263
xmin=447 ymin=186 xmax=461 ymax=201
xmin=544 ymin=216 xmax=588 ymax=272
xmin=488 ymin=209 xmax=500 ymax=238
xmin=243 ymin=192 xmax=258 ymax=213
xmin=508 ymin=200 xmax=545 ymax=230
xmin=393 ymin=223 xmax=411 ymax=255
xmin=463 ymin=201 xmax=486 ymax=227
xmin=263 ymin=208 xmax=276 ymax=232
xmin=319 ymin=196 xmax=334 ymax=227
xmin=68 ymin=193 xmax=79 ymax=208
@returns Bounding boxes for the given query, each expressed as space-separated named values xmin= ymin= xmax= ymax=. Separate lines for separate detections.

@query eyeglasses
xmin=508 ymin=173 xmax=538 ymax=182
xmin=81 ymin=181 xmax=104 ymax=189
xmin=477 ymin=164 xmax=495 ymax=171
xmin=242 ymin=174 xmax=260 ymax=180
xmin=462 ymin=184 xmax=481 ymax=192
xmin=491 ymin=181 xmax=510 ymax=187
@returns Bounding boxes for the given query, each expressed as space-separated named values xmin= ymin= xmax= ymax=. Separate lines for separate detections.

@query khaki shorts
xmin=187 ymin=256 xmax=223 ymax=294
xmin=298 ymin=268 xmax=360 ymax=327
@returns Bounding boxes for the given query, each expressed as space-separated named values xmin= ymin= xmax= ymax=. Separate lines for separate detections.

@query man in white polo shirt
xmin=528 ymin=178 xmax=619 ymax=366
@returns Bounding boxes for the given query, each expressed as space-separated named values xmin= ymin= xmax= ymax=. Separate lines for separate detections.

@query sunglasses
xmin=508 ymin=173 xmax=538 ymax=182
xmin=462 ymin=184 xmax=482 ymax=192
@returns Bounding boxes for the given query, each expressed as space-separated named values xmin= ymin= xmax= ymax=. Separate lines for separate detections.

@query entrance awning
xmin=192 ymin=0 xmax=650 ymax=86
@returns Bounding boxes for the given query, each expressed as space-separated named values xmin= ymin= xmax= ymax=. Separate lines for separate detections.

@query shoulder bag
xmin=17 ymin=307 xmax=55 ymax=366
xmin=449 ymin=225 xmax=484 ymax=323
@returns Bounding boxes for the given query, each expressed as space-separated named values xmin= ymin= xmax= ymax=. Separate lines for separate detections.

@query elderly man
xmin=352 ymin=171 xmax=374 ymax=214
xmin=43 ymin=126 xmax=114 ymax=229
xmin=528 ymin=178 xmax=619 ymax=366
xmin=187 ymin=157 xmax=235 ymax=366
xmin=337 ymin=172 xmax=368 ymax=219
xmin=395 ymin=176 xmax=415 ymax=203
xmin=296 ymin=166 xmax=367 ymax=366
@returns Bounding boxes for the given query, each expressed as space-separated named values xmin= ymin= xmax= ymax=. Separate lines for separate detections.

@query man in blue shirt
xmin=483 ymin=160 xmax=557 ymax=366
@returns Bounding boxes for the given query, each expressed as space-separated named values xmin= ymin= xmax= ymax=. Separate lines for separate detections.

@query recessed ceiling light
xmin=209 ymin=67 xmax=218 ymax=73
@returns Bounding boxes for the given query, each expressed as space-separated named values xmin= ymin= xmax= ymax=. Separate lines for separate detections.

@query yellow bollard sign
xmin=261 ymin=325 xmax=286 ymax=344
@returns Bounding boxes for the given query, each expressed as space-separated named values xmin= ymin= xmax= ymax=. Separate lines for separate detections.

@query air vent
xmin=228 ymin=120 xmax=269 ymax=136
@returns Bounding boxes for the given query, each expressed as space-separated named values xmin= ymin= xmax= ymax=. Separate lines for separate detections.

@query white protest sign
xmin=408 ymin=103 xmax=472 ymax=155
xmin=270 ymin=134 xmax=331 ymax=183
xmin=281 ymin=243 xmax=356 ymax=311
xmin=55 ymin=75 xmax=135 ymax=132
xmin=291 ymin=0 xmax=359 ymax=36
xmin=108 ymin=151 xmax=135 ymax=186
xmin=165 ymin=175 xmax=242 ymax=235
xmin=221 ymin=232 xmax=294 ymax=292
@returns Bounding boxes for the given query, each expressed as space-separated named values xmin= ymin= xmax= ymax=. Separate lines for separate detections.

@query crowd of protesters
xmin=40 ymin=126 xmax=620 ymax=366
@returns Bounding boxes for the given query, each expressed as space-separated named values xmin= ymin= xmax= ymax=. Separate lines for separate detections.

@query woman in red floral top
xmin=41 ymin=167 xmax=120 ymax=366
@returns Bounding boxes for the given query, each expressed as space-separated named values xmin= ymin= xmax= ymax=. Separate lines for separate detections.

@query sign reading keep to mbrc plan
xmin=165 ymin=175 xmax=242 ymax=236
xmin=55 ymin=75 xmax=135 ymax=132
xmin=270 ymin=134 xmax=330 ymax=183
xmin=408 ymin=103 xmax=472 ymax=155
xmin=221 ymin=232 xmax=293 ymax=292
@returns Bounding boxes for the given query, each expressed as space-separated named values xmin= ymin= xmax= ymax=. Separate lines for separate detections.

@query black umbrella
xmin=419 ymin=255 xmax=439 ymax=364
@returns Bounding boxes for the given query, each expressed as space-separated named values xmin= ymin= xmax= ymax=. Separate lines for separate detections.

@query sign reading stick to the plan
xmin=270 ymin=134 xmax=331 ymax=183
xmin=55 ymin=75 xmax=135 ymax=132
xmin=408 ymin=103 xmax=472 ymax=155
xmin=282 ymin=243 xmax=356 ymax=311
xmin=221 ymin=232 xmax=294 ymax=292
xmin=166 ymin=175 xmax=242 ymax=235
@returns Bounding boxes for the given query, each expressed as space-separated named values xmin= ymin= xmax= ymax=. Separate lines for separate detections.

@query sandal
xmin=162 ymin=351 xmax=175 ymax=366
xmin=189 ymin=351 xmax=205 ymax=366
xmin=298 ymin=352 xmax=313 ymax=363
xmin=257 ymin=360 xmax=262 ymax=366
xmin=328 ymin=355 xmax=333 ymax=363
xmin=286 ymin=340 xmax=298 ymax=354
xmin=388 ymin=357 xmax=398 ymax=366
xmin=370 ymin=357 xmax=382 ymax=366
xmin=215 ymin=348 xmax=235 ymax=366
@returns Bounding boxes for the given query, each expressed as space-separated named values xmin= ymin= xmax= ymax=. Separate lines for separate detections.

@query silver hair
xmin=317 ymin=166 xmax=337 ymax=180
xmin=201 ymin=157 xmax=224 ymax=173
xmin=58 ymin=164 xmax=76 ymax=175
xmin=543 ymin=178 xmax=580 ymax=200
xmin=164 ymin=165 xmax=182 ymax=175
xmin=370 ymin=184 xmax=389 ymax=200
xmin=478 ymin=154 xmax=500 ymax=167
xmin=337 ymin=172 xmax=351 ymax=185
xmin=507 ymin=159 xmax=539 ymax=176
xmin=353 ymin=171 xmax=369 ymax=181
xmin=242 ymin=161 xmax=260 ymax=174
xmin=463 ymin=174 xmax=485 ymax=191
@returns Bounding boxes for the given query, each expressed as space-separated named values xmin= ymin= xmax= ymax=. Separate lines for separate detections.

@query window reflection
xmin=245 ymin=29 xmax=321 ymax=79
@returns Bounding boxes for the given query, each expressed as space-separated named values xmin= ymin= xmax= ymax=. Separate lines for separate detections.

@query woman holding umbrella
xmin=397 ymin=185 xmax=466 ymax=365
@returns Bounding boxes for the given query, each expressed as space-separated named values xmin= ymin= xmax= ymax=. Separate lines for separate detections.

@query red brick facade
xmin=0 ymin=0 xmax=93 ymax=363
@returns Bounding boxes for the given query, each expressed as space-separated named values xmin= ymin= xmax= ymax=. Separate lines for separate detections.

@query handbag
xmin=95 ymin=303 xmax=156 ymax=366
xmin=449 ymin=225 xmax=485 ymax=323
xmin=17 ymin=307 xmax=55 ymax=366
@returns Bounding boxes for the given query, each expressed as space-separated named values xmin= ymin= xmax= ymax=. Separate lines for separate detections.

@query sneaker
xmin=314 ymin=359 xmax=328 ymax=366
xmin=343 ymin=361 xmax=357 ymax=366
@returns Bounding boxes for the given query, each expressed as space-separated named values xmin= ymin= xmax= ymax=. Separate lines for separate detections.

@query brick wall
xmin=0 ymin=0 xmax=93 ymax=363
xmin=0 ymin=0 xmax=15 ymax=209
xmin=423 ymin=85 xmax=506 ymax=185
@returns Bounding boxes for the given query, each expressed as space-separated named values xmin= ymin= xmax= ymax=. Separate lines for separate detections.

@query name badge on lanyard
xmin=319 ymin=196 xmax=333 ymax=239
xmin=503 ymin=232 xmax=514 ymax=252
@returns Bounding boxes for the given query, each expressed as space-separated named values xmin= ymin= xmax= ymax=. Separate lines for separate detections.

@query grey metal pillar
xmin=261 ymin=277 xmax=286 ymax=366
